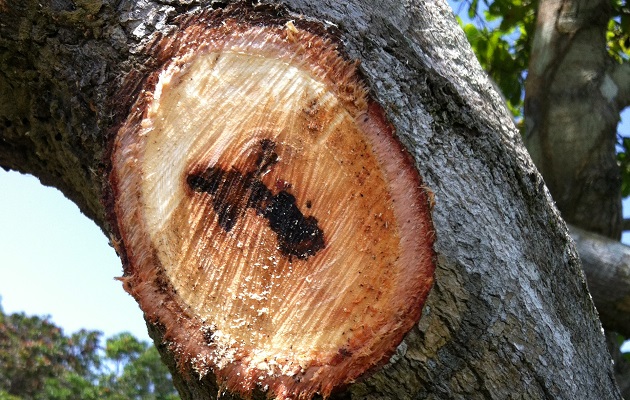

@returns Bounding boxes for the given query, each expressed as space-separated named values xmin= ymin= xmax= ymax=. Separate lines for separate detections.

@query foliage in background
xmin=609 ymin=0 xmax=630 ymax=62
xmin=0 ymin=302 xmax=179 ymax=400
xmin=452 ymin=0 xmax=537 ymax=120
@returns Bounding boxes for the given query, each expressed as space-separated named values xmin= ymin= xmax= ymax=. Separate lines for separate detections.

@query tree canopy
xmin=0 ymin=301 xmax=179 ymax=400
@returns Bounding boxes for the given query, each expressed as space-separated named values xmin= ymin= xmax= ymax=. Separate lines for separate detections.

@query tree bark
xmin=569 ymin=225 xmax=630 ymax=336
xmin=0 ymin=1 xmax=622 ymax=399
xmin=524 ymin=0 xmax=624 ymax=239
xmin=570 ymin=224 xmax=630 ymax=398
xmin=524 ymin=0 xmax=630 ymax=393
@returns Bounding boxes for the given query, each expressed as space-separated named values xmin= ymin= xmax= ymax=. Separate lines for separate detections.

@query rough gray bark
xmin=0 ymin=1 xmax=622 ymax=399
xmin=523 ymin=0 xmax=630 ymax=392
xmin=570 ymin=224 xmax=630 ymax=398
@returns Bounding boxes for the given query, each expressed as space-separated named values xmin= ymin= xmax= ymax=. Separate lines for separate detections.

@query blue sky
xmin=0 ymin=170 xmax=150 ymax=341
xmin=1 ymin=1 xmax=628 ymax=351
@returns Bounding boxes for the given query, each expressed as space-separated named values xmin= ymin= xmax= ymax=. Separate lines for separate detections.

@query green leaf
xmin=105 ymin=333 xmax=146 ymax=363
xmin=468 ymin=0 xmax=480 ymax=19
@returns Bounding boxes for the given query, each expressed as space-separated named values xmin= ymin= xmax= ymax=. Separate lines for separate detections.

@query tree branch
xmin=0 ymin=1 xmax=623 ymax=398
xmin=569 ymin=225 xmax=630 ymax=336
xmin=606 ymin=331 xmax=630 ymax=399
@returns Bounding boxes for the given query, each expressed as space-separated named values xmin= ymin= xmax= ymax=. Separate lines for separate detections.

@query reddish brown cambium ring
xmin=108 ymin=4 xmax=435 ymax=399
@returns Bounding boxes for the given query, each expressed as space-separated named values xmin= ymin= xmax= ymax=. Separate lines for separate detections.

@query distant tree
xmin=0 ymin=302 xmax=179 ymax=400
xmin=101 ymin=333 xmax=179 ymax=400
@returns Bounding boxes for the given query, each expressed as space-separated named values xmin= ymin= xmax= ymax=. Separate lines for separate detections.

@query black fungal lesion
xmin=187 ymin=139 xmax=325 ymax=260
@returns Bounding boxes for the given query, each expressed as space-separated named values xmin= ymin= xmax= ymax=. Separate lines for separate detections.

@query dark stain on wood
xmin=187 ymin=139 xmax=325 ymax=260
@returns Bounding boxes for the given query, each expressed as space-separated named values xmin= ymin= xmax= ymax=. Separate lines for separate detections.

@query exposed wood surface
xmin=110 ymin=9 xmax=435 ymax=398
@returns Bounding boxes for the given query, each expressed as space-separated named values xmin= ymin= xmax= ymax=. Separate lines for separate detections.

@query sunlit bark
xmin=0 ymin=1 xmax=622 ymax=398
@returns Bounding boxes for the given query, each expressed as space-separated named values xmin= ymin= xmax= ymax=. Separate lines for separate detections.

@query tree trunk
xmin=524 ymin=0 xmax=624 ymax=239
xmin=524 ymin=0 xmax=630 ymax=394
xmin=0 ymin=1 xmax=622 ymax=399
